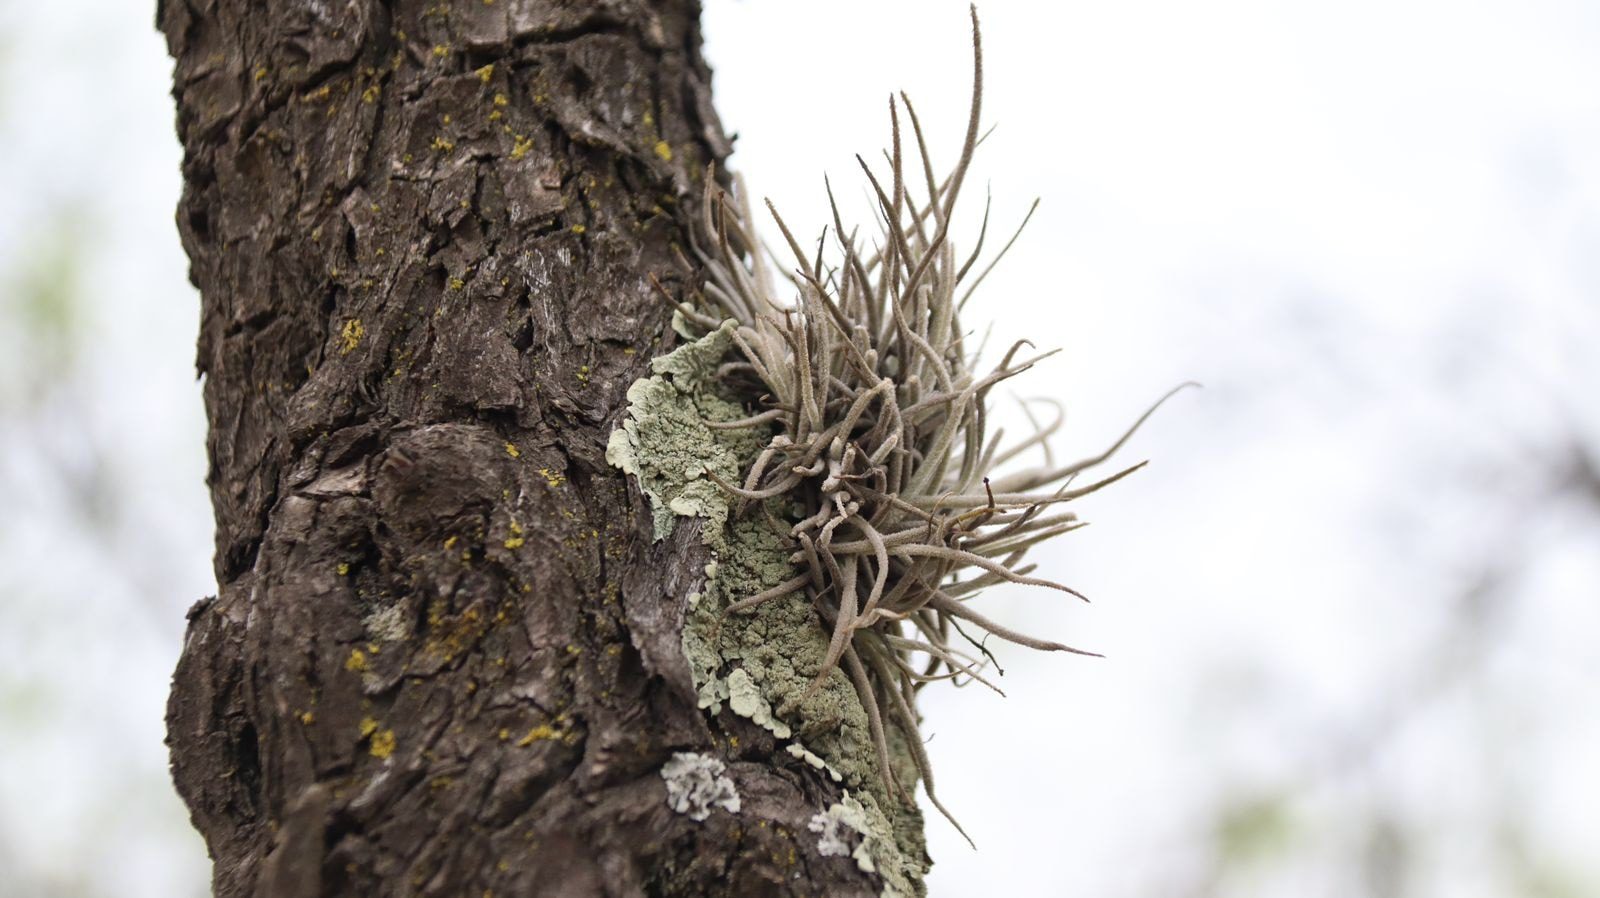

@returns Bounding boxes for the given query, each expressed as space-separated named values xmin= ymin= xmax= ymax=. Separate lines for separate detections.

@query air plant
xmin=668 ymin=7 xmax=1189 ymax=840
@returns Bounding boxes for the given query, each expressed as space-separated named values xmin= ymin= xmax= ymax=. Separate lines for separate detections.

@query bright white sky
xmin=1 ymin=1 xmax=1596 ymax=896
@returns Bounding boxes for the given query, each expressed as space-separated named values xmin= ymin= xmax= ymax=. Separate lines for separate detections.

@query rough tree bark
xmin=161 ymin=1 xmax=895 ymax=894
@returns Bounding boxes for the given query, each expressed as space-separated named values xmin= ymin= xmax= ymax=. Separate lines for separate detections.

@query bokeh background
xmin=2 ymin=1 xmax=1596 ymax=895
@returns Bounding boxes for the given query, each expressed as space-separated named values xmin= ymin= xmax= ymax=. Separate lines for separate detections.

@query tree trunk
xmin=160 ymin=1 xmax=897 ymax=894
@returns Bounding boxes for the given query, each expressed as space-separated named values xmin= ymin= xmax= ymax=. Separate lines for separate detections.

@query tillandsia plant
xmin=666 ymin=6 xmax=1188 ymax=841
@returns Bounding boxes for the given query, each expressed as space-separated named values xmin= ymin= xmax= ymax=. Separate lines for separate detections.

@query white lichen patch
xmin=809 ymin=797 xmax=864 ymax=860
xmin=661 ymin=752 xmax=741 ymax=822
xmin=363 ymin=603 xmax=409 ymax=643
xmin=808 ymin=792 xmax=917 ymax=898
xmin=786 ymin=742 xmax=843 ymax=782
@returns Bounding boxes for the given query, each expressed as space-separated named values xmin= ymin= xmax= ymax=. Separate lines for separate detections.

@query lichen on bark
xmin=810 ymin=793 xmax=922 ymax=898
xmin=607 ymin=324 xmax=929 ymax=894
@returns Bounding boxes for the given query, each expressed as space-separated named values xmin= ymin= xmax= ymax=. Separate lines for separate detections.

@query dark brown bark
xmin=160 ymin=1 xmax=885 ymax=894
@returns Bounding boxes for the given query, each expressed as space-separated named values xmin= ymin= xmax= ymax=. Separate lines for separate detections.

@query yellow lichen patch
xmin=362 ymin=84 xmax=380 ymax=104
xmin=493 ymin=93 xmax=509 ymax=107
xmin=488 ymin=109 xmax=503 ymax=122
xmin=254 ymin=66 xmax=269 ymax=81
xmin=576 ymin=365 xmax=590 ymax=384
xmin=510 ymin=134 xmax=533 ymax=160
xmin=504 ymin=442 xmax=521 ymax=459
xmin=431 ymin=136 xmax=455 ymax=152
xmin=516 ymin=724 xmax=559 ymax=746
xmin=336 ymin=562 xmax=350 ymax=576
xmin=424 ymin=602 xmax=490 ymax=661
xmin=503 ymin=520 xmax=525 ymax=549
xmin=432 ymin=44 xmax=450 ymax=58
xmin=345 ymin=648 xmax=368 ymax=672
xmin=359 ymin=716 xmax=379 ymax=738
xmin=300 ymin=711 xmax=316 ymax=725
xmin=498 ymin=728 xmax=511 ymax=741
xmin=369 ymin=729 xmax=397 ymax=759
xmin=448 ymin=276 xmax=466 ymax=291
xmin=537 ymin=467 xmax=564 ymax=488
xmin=653 ymin=140 xmax=673 ymax=162
xmin=444 ymin=535 xmax=460 ymax=550
xmin=570 ymin=224 xmax=586 ymax=235
xmin=477 ymin=64 xmax=495 ymax=84
xmin=339 ymin=318 xmax=365 ymax=354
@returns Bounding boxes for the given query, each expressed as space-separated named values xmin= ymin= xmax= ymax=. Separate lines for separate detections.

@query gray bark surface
xmin=160 ymin=1 xmax=882 ymax=894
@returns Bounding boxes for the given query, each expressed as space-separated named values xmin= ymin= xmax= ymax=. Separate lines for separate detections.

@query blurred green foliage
xmin=2 ymin=211 xmax=89 ymax=407
xmin=1215 ymin=795 xmax=1297 ymax=864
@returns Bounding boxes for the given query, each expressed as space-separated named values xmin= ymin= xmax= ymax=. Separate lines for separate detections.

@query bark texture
xmin=161 ymin=1 xmax=887 ymax=894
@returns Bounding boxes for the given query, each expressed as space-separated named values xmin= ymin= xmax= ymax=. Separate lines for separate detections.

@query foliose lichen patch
xmin=808 ymin=791 xmax=920 ymax=898
xmin=660 ymin=752 xmax=741 ymax=822
xmin=605 ymin=321 xmax=746 ymax=540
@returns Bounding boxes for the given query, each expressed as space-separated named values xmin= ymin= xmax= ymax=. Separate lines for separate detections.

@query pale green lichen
xmin=609 ymin=325 xmax=929 ymax=895
xmin=728 ymin=667 xmax=790 ymax=739
xmin=604 ymin=321 xmax=751 ymax=539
